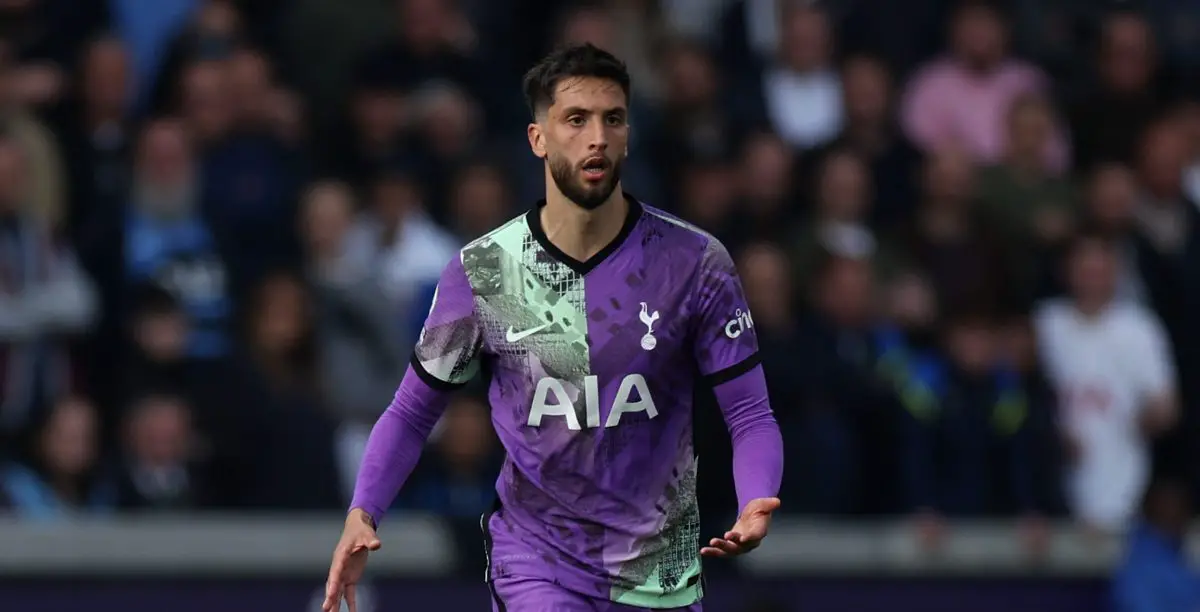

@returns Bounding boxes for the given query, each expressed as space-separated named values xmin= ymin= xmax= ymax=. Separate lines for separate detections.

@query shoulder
xmin=640 ymin=204 xmax=729 ymax=267
xmin=1108 ymin=303 xmax=1167 ymax=339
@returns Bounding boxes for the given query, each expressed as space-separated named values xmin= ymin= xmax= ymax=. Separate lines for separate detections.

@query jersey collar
xmin=525 ymin=192 xmax=644 ymax=275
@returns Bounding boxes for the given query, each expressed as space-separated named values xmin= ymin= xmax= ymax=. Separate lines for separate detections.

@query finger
xmin=700 ymin=546 xmax=727 ymax=558
xmin=365 ymin=537 xmax=382 ymax=551
xmin=724 ymin=531 xmax=741 ymax=543
xmin=708 ymin=537 xmax=742 ymax=555
xmin=322 ymin=584 xmax=341 ymax=612
xmin=346 ymin=584 xmax=357 ymax=612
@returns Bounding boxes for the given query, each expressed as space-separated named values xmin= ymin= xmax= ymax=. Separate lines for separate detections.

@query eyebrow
xmin=559 ymin=106 xmax=627 ymax=117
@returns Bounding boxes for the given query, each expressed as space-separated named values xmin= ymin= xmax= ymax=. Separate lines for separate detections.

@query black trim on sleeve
xmin=702 ymin=352 xmax=762 ymax=388
xmin=409 ymin=352 xmax=467 ymax=392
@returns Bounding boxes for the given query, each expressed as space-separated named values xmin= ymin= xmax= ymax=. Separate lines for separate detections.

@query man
xmin=323 ymin=44 xmax=784 ymax=612
xmin=1034 ymin=233 xmax=1177 ymax=532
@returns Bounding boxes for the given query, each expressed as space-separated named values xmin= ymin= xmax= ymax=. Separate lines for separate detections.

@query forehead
xmin=549 ymin=76 xmax=625 ymax=113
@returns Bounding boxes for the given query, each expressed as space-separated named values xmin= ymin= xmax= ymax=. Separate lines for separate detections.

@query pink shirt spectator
xmin=901 ymin=58 xmax=1070 ymax=172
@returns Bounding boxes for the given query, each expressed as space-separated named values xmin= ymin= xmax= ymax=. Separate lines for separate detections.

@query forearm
xmin=713 ymin=365 xmax=783 ymax=512
xmin=349 ymin=366 xmax=452 ymax=524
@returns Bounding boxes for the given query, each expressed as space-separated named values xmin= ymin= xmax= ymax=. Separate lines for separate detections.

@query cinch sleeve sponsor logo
xmin=723 ymin=308 xmax=754 ymax=339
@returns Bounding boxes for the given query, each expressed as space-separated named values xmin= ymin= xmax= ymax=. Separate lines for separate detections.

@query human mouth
xmin=581 ymin=157 xmax=608 ymax=181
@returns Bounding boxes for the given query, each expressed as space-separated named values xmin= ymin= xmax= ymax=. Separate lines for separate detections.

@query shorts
xmin=489 ymin=576 xmax=704 ymax=612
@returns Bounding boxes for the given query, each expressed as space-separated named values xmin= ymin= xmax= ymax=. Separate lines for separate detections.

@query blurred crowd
xmin=0 ymin=0 xmax=1198 ymax=555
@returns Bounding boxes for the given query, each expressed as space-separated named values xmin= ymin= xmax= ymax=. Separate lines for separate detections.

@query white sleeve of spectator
xmin=1131 ymin=313 xmax=1176 ymax=402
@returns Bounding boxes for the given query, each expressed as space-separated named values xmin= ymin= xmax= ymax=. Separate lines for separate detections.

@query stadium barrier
xmin=1 ymin=516 xmax=1195 ymax=611
xmin=2 ymin=515 xmax=1196 ymax=576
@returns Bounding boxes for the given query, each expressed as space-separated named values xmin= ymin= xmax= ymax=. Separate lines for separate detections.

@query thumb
xmin=365 ymin=537 xmax=382 ymax=551
xmin=748 ymin=497 xmax=781 ymax=514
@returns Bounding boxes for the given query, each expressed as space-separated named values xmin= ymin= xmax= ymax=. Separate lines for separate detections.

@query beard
xmin=548 ymin=152 xmax=623 ymax=210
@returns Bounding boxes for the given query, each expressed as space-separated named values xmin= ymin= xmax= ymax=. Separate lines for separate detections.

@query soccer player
xmin=323 ymin=44 xmax=784 ymax=612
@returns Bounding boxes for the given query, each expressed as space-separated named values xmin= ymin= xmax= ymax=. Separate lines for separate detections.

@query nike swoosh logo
xmin=506 ymin=323 xmax=551 ymax=343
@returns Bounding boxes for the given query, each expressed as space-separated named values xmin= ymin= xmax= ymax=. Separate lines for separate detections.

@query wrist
xmin=348 ymin=508 xmax=377 ymax=529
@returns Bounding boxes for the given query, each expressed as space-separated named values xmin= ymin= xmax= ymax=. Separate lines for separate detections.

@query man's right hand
xmin=323 ymin=509 xmax=382 ymax=612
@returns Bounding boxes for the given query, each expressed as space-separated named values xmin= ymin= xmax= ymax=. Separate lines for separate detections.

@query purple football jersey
xmin=410 ymin=196 xmax=760 ymax=608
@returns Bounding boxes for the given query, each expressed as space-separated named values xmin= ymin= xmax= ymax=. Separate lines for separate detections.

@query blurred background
xmin=0 ymin=0 xmax=1199 ymax=610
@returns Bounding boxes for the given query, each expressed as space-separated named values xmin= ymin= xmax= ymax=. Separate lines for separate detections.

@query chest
xmin=475 ymin=247 xmax=698 ymax=380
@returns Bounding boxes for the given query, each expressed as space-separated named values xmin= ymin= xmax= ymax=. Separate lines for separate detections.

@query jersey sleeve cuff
xmin=409 ymin=352 xmax=468 ymax=392
xmin=702 ymin=352 xmax=762 ymax=387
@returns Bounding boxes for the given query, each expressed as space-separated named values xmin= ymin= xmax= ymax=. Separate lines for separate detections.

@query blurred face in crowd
xmin=559 ymin=6 xmax=615 ymax=50
xmin=679 ymin=162 xmax=736 ymax=231
xmin=1085 ymin=163 xmax=1137 ymax=231
xmin=817 ymin=150 xmax=871 ymax=222
xmin=1067 ymin=238 xmax=1118 ymax=310
xmin=1138 ymin=122 xmax=1187 ymax=199
xmin=841 ymin=56 xmax=891 ymax=128
xmin=737 ymin=242 xmax=793 ymax=330
xmin=181 ymin=61 xmax=234 ymax=144
xmin=1100 ymin=14 xmax=1155 ymax=94
xmin=814 ymin=257 xmax=874 ymax=328
xmin=81 ymin=37 xmax=130 ymax=118
xmin=779 ymin=5 xmax=831 ymax=73
xmin=438 ymin=396 xmax=494 ymax=471
xmin=951 ymin=5 xmax=1007 ymax=71
xmin=884 ymin=272 xmax=938 ymax=331
xmin=414 ymin=85 xmax=479 ymax=159
xmin=922 ymin=150 xmax=975 ymax=210
xmin=300 ymin=181 xmax=355 ymax=258
xmin=449 ymin=163 xmax=510 ymax=240
xmin=227 ymin=48 xmax=273 ymax=127
xmin=252 ymin=275 xmax=310 ymax=355
xmin=195 ymin=0 xmax=241 ymax=39
xmin=0 ymin=139 xmax=27 ymax=214
xmin=399 ymin=0 xmax=457 ymax=54
xmin=944 ymin=318 xmax=995 ymax=376
xmin=371 ymin=174 xmax=421 ymax=231
xmin=661 ymin=43 xmax=717 ymax=110
xmin=529 ymin=76 xmax=629 ymax=210
xmin=134 ymin=308 xmax=188 ymax=362
xmin=1006 ymin=94 xmax=1055 ymax=166
xmin=126 ymin=396 xmax=193 ymax=468
xmin=738 ymin=132 xmax=793 ymax=210
xmin=40 ymin=397 xmax=99 ymax=480
xmin=353 ymin=86 xmax=406 ymax=149
xmin=134 ymin=120 xmax=195 ymax=217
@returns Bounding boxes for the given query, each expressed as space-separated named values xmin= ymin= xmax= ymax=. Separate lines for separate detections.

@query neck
xmin=1074 ymin=296 xmax=1110 ymax=318
xmin=541 ymin=185 xmax=627 ymax=262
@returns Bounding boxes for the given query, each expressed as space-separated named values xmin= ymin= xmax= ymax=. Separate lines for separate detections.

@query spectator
xmin=445 ymin=160 xmax=515 ymax=242
xmin=1080 ymin=163 xmax=1144 ymax=303
xmin=1112 ymin=477 xmax=1200 ymax=612
xmin=299 ymin=180 xmax=402 ymax=499
xmin=0 ymin=396 xmax=115 ymax=520
xmin=1035 ymin=233 xmax=1178 ymax=532
xmin=757 ymin=1 xmax=841 ymax=150
xmin=148 ymin=0 xmax=245 ymax=115
xmin=125 ymin=118 xmax=231 ymax=360
xmin=401 ymin=393 xmax=500 ymax=519
xmin=884 ymin=149 xmax=1012 ymax=313
xmin=674 ymin=151 xmax=738 ymax=236
xmin=0 ymin=137 xmax=96 ymax=446
xmin=178 ymin=53 xmax=306 ymax=291
xmin=807 ymin=52 xmax=921 ymax=229
xmin=0 ymin=41 xmax=67 ymax=230
xmin=347 ymin=169 xmax=459 ymax=345
xmin=976 ymin=93 xmax=1076 ymax=301
xmin=114 ymin=392 xmax=212 ymax=510
xmin=900 ymin=0 xmax=1067 ymax=169
xmin=897 ymin=310 xmax=1040 ymax=522
xmin=724 ymin=131 xmax=797 ymax=251
xmin=790 ymin=148 xmax=875 ymax=286
xmin=236 ymin=271 xmax=342 ymax=510
xmin=53 ymin=35 xmax=136 ymax=415
xmin=1068 ymin=9 xmax=1163 ymax=173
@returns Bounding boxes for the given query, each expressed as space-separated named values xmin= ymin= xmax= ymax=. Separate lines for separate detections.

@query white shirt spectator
xmin=1034 ymin=299 xmax=1176 ymax=531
